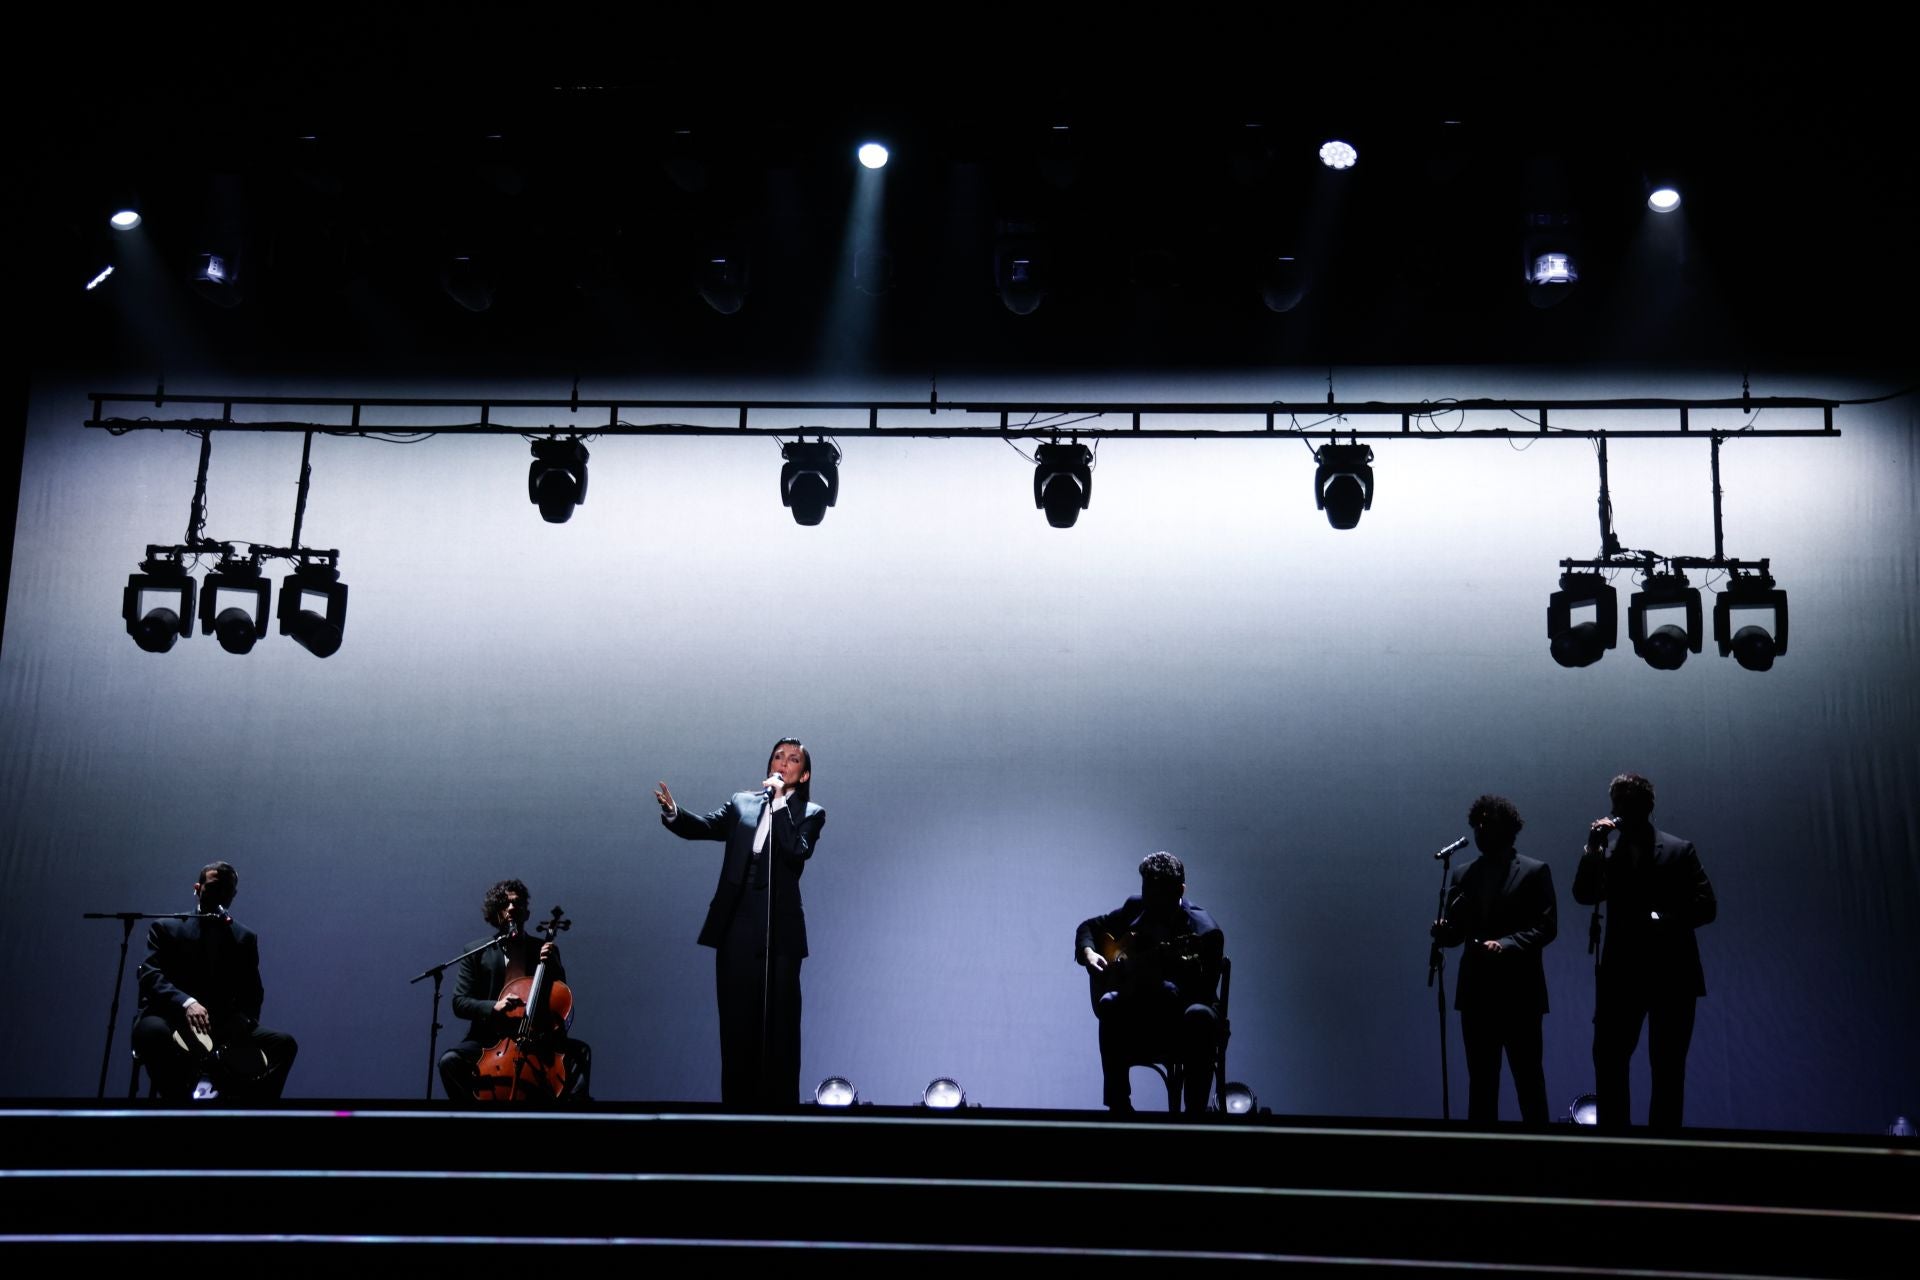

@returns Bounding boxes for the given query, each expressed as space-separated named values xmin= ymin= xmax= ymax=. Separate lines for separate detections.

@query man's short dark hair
xmin=1467 ymin=795 xmax=1524 ymax=837
xmin=482 ymin=878 xmax=529 ymax=924
xmin=1610 ymin=772 xmax=1656 ymax=812
xmin=1139 ymin=851 xmax=1185 ymax=887
xmin=198 ymin=861 xmax=237 ymax=889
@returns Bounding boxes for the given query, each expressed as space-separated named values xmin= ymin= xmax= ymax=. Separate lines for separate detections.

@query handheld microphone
xmin=1431 ymin=835 xmax=1470 ymax=860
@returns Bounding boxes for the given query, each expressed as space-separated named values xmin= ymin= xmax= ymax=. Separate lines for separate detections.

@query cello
xmin=473 ymin=905 xmax=576 ymax=1101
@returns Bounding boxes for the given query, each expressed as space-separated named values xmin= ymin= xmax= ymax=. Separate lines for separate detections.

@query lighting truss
xmin=94 ymin=388 xmax=1842 ymax=666
xmin=85 ymin=390 xmax=1846 ymax=441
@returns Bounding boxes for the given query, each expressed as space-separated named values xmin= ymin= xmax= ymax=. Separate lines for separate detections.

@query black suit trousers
xmin=1459 ymin=1006 xmax=1548 ymax=1124
xmin=132 ymin=1014 xmax=297 ymax=1101
xmin=1095 ymin=991 xmax=1217 ymax=1113
xmin=716 ymin=880 xmax=802 ymax=1108
xmin=1593 ymin=972 xmax=1697 ymax=1130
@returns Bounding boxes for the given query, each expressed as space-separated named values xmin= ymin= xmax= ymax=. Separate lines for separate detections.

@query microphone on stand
xmin=1431 ymin=835 xmax=1470 ymax=860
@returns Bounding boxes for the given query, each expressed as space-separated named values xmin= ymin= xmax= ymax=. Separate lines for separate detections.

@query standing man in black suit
xmin=132 ymin=861 xmax=298 ymax=1101
xmin=1075 ymin=852 xmax=1225 ymax=1114
xmin=1574 ymin=772 xmax=1717 ymax=1130
xmin=438 ymin=878 xmax=591 ymax=1101
xmin=1432 ymin=795 xmax=1558 ymax=1124
xmin=655 ymin=737 xmax=826 ymax=1108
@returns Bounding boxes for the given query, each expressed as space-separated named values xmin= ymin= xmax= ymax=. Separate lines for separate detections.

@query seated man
xmin=439 ymin=879 xmax=592 ymax=1102
xmin=132 ymin=861 xmax=298 ymax=1101
xmin=1075 ymin=851 xmax=1224 ymax=1113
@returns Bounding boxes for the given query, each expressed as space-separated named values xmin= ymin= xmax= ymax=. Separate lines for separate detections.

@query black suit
xmin=1434 ymin=850 xmax=1558 ymax=1123
xmin=1572 ymin=822 xmax=1717 ymax=1129
xmin=437 ymin=934 xmax=591 ymax=1101
xmin=133 ymin=913 xmax=297 ymax=1100
xmin=1075 ymin=896 xmax=1224 ymax=1112
xmin=664 ymin=790 xmax=826 ymax=1107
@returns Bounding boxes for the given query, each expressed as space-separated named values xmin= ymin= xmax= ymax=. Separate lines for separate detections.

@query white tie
xmin=753 ymin=793 xmax=788 ymax=854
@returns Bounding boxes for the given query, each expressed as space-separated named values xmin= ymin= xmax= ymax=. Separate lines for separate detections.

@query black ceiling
xmin=18 ymin=11 xmax=1918 ymax=382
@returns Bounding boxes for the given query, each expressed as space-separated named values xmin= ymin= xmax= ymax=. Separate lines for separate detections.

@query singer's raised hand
xmin=654 ymin=781 xmax=675 ymax=812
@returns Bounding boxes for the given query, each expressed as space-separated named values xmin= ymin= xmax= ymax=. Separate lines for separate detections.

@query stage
xmin=2 ymin=1103 xmax=1913 ymax=1273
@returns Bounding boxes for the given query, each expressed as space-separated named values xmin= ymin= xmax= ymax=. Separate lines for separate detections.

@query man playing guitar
xmin=1075 ymin=852 xmax=1224 ymax=1113
xmin=132 ymin=861 xmax=298 ymax=1101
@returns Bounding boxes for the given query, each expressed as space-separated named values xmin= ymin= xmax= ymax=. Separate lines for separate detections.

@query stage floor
xmin=2 ymin=1102 xmax=1914 ymax=1274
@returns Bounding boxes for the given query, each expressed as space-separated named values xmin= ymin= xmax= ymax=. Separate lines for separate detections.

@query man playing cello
xmin=438 ymin=879 xmax=592 ymax=1102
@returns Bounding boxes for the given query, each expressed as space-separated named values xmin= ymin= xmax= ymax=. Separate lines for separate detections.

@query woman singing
xmin=655 ymin=738 xmax=825 ymax=1107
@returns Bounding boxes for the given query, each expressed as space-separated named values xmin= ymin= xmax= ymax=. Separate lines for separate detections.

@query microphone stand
xmin=83 ymin=911 xmax=200 ymax=1099
xmin=759 ymin=789 xmax=778 ymax=1111
xmin=1426 ymin=850 xmax=1458 ymax=1122
xmin=410 ymin=933 xmax=512 ymax=1102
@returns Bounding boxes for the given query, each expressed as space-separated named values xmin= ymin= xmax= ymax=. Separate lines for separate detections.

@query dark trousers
xmin=1460 ymin=1006 xmax=1549 ymax=1124
xmin=1095 ymin=991 xmax=1217 ymax=1113
xmin=439 ymin=1037 xmax=592 ymax=1102
xmin=1593 ymin=974 xmax=1697 ymax=1130
xmin=132 ymin=1014 xmax=297 ymax=1101
xmin=716 ymin=882 xmax=802 ymax=1108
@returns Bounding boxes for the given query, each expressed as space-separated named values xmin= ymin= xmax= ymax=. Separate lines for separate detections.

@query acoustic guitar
xmin=1086 ymin=927 xmax=1212 ymax=1013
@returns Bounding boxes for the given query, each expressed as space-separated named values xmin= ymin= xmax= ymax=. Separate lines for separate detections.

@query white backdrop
xmin=4 ymin=365 xmax=1914 ymax=1131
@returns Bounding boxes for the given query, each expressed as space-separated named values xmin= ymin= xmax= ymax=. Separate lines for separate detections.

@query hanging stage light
xmin=1313 ymin=443 xmax=1374 ymax=530
xmin=1547 ymin=572 xmax=1619 ymax=668
xmin=440 ymin=255 xmax=497 ymax=312
xmin=277 ymin=563 xmax=349 ymax=659
xmin=780 ymin=440 xmax=841 ymax=526
xmin=529 ymin=438 xmax=590 ymax=524
xmin=198 ymin=558 xmax=270 ymax=655
xmin=122 ymin=557 xmax=196 ymax=654
xmin=1258 ymin=254 xmax=1311 ymax=313
xmin=1714 ymin=570 xmax=1789 ymax=672
xmin=994 ymin=220 xmax=1050 ymax=315
xmin=191 ymin=252 xmax=245 ymax=309
xmin=1318 ymin=139 xmax=1358 ymax=170
xmin=854 ymin=243 xmax=895 ymax=297
xmin=1521 ymin=212 xmax=1580 ymax=309
xmin=1528 ymin=252 xmax=1578 ymax=286
xmin=1033 ymin=441 xmax=1093 ymax=528
xmin=1628 ymin=571 xmax=1703 ymax=670
xmin=697 ymin=251 xmax=750 ymax=314
xmin=190 ymin=173 xmax=250 ymax=308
